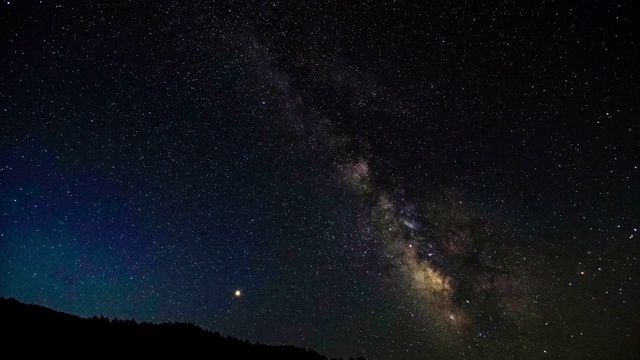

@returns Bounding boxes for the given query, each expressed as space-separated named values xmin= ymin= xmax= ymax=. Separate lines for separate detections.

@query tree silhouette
xmin=0 ymin=297 xmax=362 ymax=360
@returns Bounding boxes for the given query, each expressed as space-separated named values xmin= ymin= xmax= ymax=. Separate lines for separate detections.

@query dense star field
xmin=1 ymin=1 xmax=638 ymax=359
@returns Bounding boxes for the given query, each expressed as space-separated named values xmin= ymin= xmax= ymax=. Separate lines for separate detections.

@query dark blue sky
xmin=1 ymin=1 xmax=638 ymax=359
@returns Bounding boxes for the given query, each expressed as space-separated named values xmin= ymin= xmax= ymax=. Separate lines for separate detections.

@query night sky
xmin=1 ymin=1 xmax=639 ymax=359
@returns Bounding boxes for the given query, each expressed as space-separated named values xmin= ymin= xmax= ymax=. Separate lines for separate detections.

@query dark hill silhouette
xmin=0 ymin=297 xmax=366 ymax=360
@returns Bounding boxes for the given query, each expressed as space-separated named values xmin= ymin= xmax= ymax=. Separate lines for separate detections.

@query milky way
xmin=236 ymin=32 xmax=536 ymax=349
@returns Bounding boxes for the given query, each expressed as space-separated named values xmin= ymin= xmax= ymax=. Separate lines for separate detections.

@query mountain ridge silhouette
xmin=0 ymin=297 xmax=366 ymax=359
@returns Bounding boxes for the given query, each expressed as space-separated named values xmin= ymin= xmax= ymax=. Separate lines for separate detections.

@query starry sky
xmin=1 ymin=1 xmax=638 ymax=359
